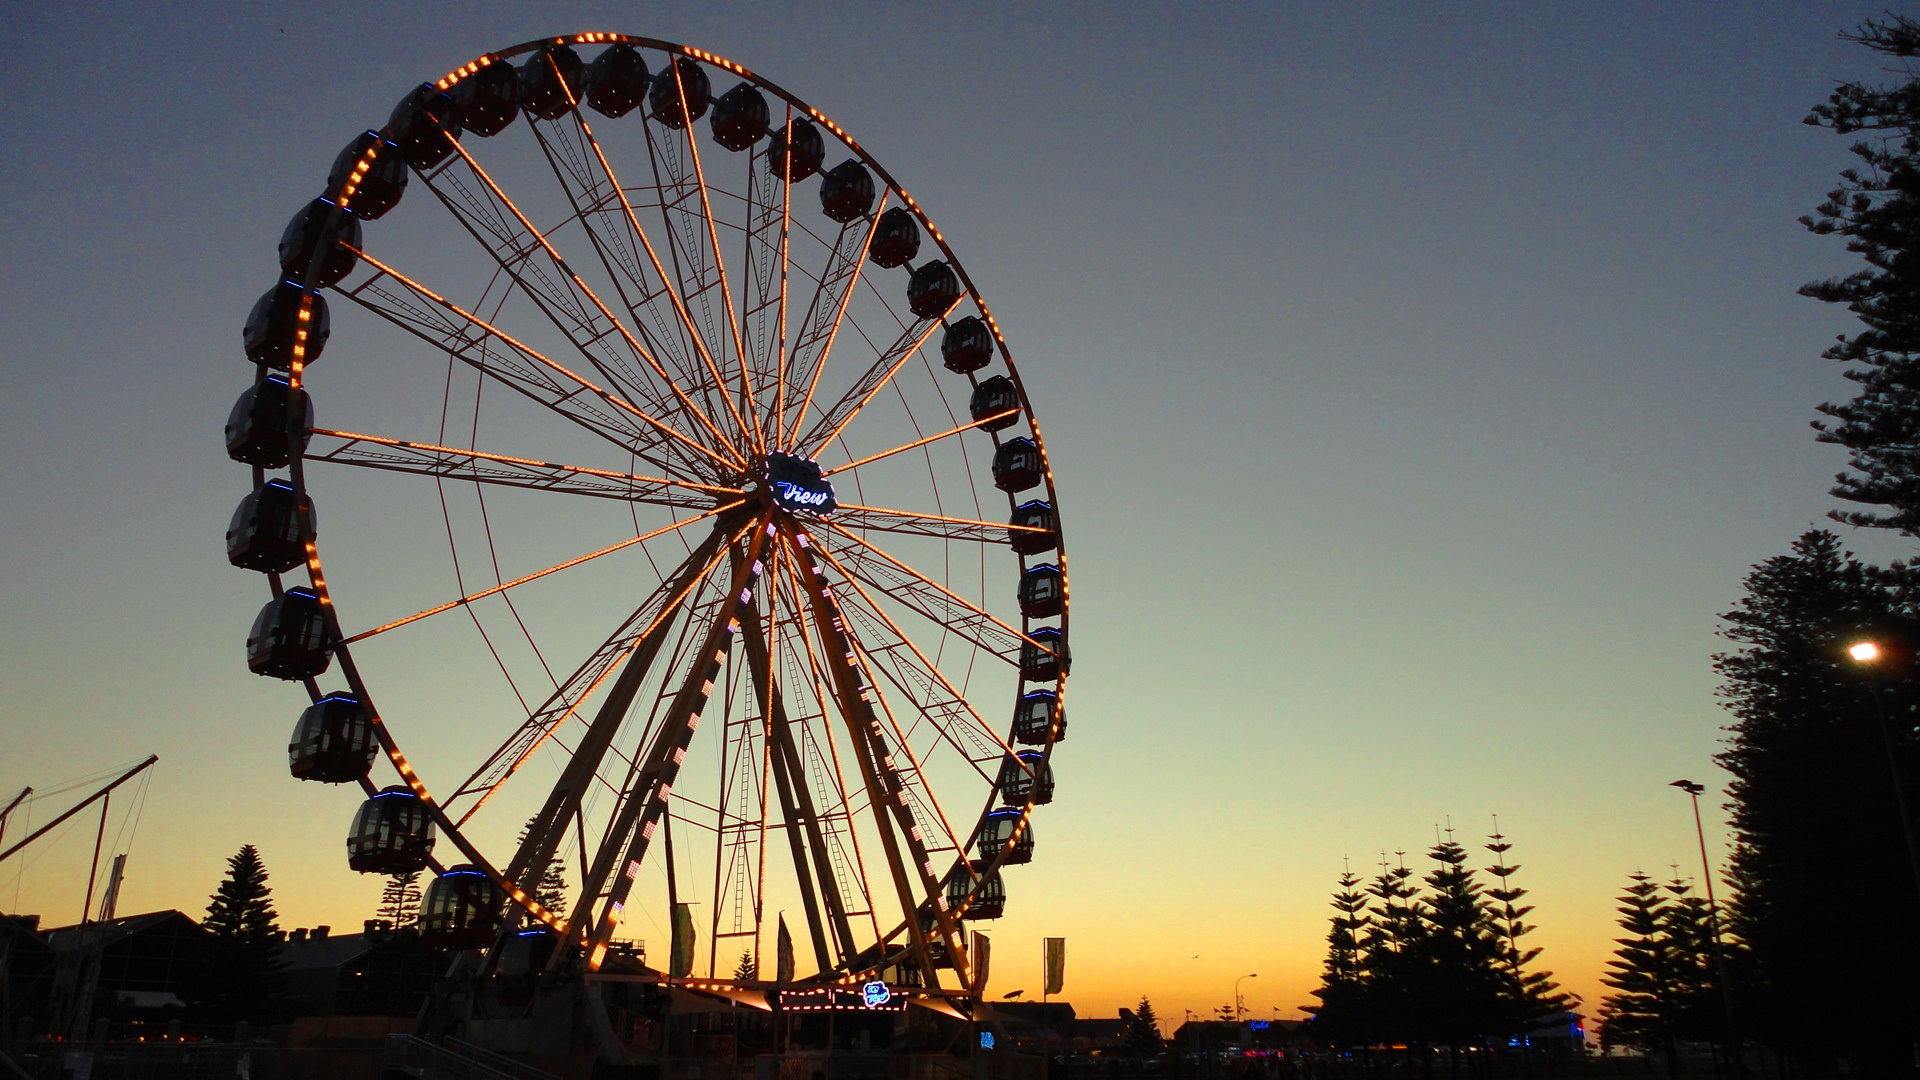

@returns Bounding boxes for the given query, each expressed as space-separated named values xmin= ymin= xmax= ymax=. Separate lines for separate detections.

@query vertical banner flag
xmin=1043 ymin=937 xmax=1066 ymax=997
xmin=671 ymin=902 xmax=696 ymax=978
xmin=972 ymin=931 xmax=991 ymax=997
xmin=777 ymin=913 xmax=796 ymax=983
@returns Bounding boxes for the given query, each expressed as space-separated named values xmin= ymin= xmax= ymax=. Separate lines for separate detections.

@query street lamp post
xmin=1234 ymin=973 xmax=1257 ymax=1022
xmin=1671 ymin=779 xmax=1742 ymax=1077
xmin=1845 ymin=640 xmax=1920 ymax=901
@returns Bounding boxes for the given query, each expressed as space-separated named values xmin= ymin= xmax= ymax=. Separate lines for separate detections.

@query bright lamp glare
xmin=1849 ymin=641 xmax=1882 ymax=663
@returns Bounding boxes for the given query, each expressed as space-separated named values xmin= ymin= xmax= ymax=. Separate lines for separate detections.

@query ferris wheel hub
xmin=751 ymin=451 xmax=837 ymax=517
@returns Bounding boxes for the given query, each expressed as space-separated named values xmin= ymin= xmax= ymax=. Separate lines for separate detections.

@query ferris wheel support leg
xmin=737 ymin=591 xmax=858 ymax=973
xmin=556 ymin=520 xmax=773 ymax=975
xmin=782 ymin=528 xmax=972 ymax=993
xmin=505 ymin=526 xmax=727 ymax=910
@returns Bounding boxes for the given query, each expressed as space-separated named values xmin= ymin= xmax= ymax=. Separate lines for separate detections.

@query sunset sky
xmin=2 ymin=1 xmax=1910 ymax=1029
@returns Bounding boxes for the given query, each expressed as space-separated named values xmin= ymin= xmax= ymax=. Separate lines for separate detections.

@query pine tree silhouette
xmin=200 ymin=845 xmax=288 ymax=1022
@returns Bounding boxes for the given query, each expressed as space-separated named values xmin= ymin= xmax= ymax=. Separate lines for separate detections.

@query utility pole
xmin=1671 ymin=780 xmax=1743 ymax=1078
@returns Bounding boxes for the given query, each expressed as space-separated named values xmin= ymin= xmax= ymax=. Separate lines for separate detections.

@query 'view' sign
xmin=766 ymin=453 xmax=837 ymax=515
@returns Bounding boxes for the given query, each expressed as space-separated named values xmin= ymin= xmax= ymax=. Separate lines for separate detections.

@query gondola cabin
xmin=387 ymin=83 xmax=461 ymax=170
xmin=973 ymin=808 xmax=1033 ymax=865
xmin=944 ymin=862 xmax=1005 ymax=921
xmin=419 ymin=865 xmax=505 ymax=949
xmin=969 ymin=376 xmax=1022 ymax=432
xmin=1009 ymin=501 xmax=1058 ymax=556
xmin=649 ymin=58 xmax=710 ymax=128
xmin=244 ymin=280 xmax=331 ymax=370
xmin=277 ymin=198 xmax=361 ymax=289
xmin=868 ymin=207 xmax=920 ymax=268
xmin=906 ymin=260 xmax=962 ymax=318
xmin=225 ymin=376 xmax=313 ymax=468
xmin=347 ymin=786 xmax=435 ymax=874
xmin=246 ymin=587 xmax=330 ymax=680
xmin=518 ymin=45 xmax=583 ymax=121
xmin=491 ymin=928 xmax=559 ymax=1005
xmin=288 ymin=693 xmax=377 ymax=783
xmin=1017 ymin=564 xmax=1063 ymax=619
xmin=1012 ymin=689 xmax=1063 ymax=746
xmin=819 ymin=160 xmax=876 ymax=224
xmin=327 ymin=132 xmax=408 ymax=220
xmin=992 ymin=438 xmax=1044 ymax=493
xmin=996 ymin=750 xmax=1053 ymax=805
xmin=940 ymin=316 xmax=994 ymax=374
xmin=583 ymin=44 xmax=648 ymax=118
xmin=227 ymin=479 xmax=314 ymax=574
xmin=710 ymin=83 xmax=770 ymax=150
xmin=453 ymin=57 xmax=519 ymax=135
xmin=770 ymin=119 xmax=824 ymax=182
xmin=1020 ymin=626 xmax=1069 ymax=682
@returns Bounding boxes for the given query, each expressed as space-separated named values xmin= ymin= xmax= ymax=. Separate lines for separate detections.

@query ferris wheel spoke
xmin=794 ymin=305 xmax=950 ymax=458
xmin=531 ymin=108 xmax=743 ymax=450
xmin=414 ymin=152 xmax=693 ymax=448
xmin=634 ymin=101 xmax=761 ymax=453
xmin=424 ymin=136 xmax=746 ymax=464
xmin=820 ymin=410 xmax=1018 ymax=478
xmin=829 ymin=503 xmax=1038 ymax=544
xmin=342 ymin=502 xmax=740 ymax=647
xmin=781 ymin=529 xmax=972 ymax=989
xmin=341 ymin=245 xmax=742 ymax=476
xmin=305 ymin=429 xmax=737 ymax=509
xmin=332 ymin=264 xmax=691 ymax=472
xmin=740 ymin=133 xmax=791 ymax=438
xmin=813 ymin=523 xmax=1030 ymax=663
xmin=668 ymin=65 xmax=764 ymax=456
xmin=441 ymin=526 xmax=737 ymax=822
xmin=838 ymin=616 xmax=973 ymax=858
xmin=821 ymin=563 xmax=1015 ymax=774
xmin=779 ymin=208 xmax=885 ymax=447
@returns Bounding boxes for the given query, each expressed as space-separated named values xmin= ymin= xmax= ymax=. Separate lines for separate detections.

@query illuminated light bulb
xmin=1850 ymin=641 xmax=1882 ymax=663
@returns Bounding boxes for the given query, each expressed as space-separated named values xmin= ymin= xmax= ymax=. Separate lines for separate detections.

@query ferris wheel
xmin=223 ymin=34 xmax=1068 ymax=1007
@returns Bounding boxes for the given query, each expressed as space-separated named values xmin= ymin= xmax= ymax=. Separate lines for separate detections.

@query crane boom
xmin=0 ymin=756 xmax=157 ymax=865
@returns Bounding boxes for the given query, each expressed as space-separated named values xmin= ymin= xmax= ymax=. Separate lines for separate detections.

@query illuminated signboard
xmin=980 ymin=1032 xmax=995 ymax=1050
xmin=766 ymin=453 xmax=836 ymax=515
xmin=861 ymin=981 xmax=893 ymax=1009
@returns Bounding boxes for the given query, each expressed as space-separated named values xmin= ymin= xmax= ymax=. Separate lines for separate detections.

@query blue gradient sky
xmin=0 ymin=1 xmax=1906 ymax=1026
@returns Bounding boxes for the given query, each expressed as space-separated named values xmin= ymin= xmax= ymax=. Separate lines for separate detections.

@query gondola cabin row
xmin=944 ymin=862 xmax=1006 ymax=921
xmin=347 ymin=786 xmax=435 ymax=874
xmin=289 ymin=693 xmax=377 ymax=783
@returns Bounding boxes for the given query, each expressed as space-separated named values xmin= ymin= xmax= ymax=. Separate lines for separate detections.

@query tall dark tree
xmin=199 ymin=845 xmax=288 ymax=1022
xmin=733 ymin=951 xmax=757 ymax=981
xmin=1360 ymin=855 xmax=1424 ymax=1043
xmin=1659 ymin=876 xmax=1728 ymax=1052
xmin=1715 ymin=529 xmax=1920 ymax=1073
xmin=515 ymin=816 xmax=570 ymax=913
xmin=1410 ymin=832 xmax=1510 ymax=1051
xmin=1123 ymin=996 xmax=1163 ymax=1055
xmin=1303 ymin=861 xmax=1373 ymax=1046
xmin=1596 ymin=873 xmax=1681 ymax=1076
xmin=1803 ymin=16 xmax=1920 ymax=534
xmin=1484 ymin=826 xmax=1574 ymax=1035
xmin=375 ymin=870 xmax=422 ymax=930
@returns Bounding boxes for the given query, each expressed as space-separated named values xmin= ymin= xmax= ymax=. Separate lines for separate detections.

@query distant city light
xmin=1849 ymin=641 xmax=1882 ymax=663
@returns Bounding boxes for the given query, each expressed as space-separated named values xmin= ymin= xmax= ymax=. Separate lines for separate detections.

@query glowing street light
xmin=1842 ymin=639 xmax=1920 ymax=902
